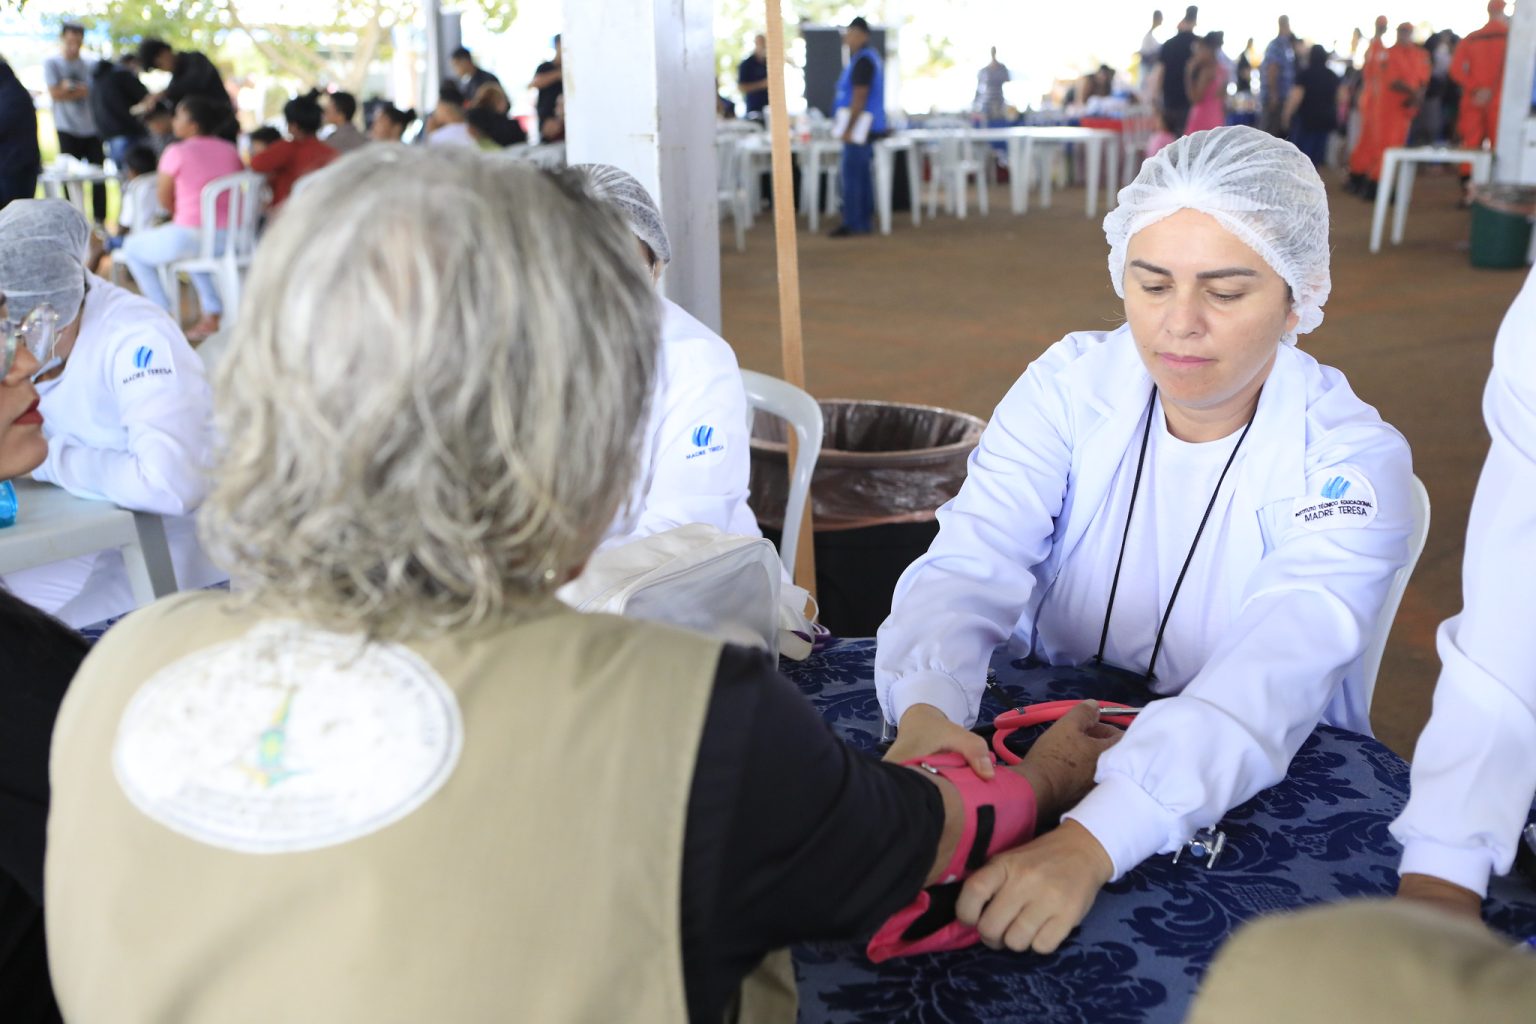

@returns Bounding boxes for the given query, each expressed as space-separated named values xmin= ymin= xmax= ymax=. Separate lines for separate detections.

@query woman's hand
xmin=884 ymin=703 xmax=995 ymax=779
xmin=957 ymin=820 xmax=1114 ymax=954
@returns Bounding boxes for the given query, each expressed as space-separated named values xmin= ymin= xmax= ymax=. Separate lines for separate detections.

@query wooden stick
xmin=763 ymin=0 xmax=818 ymax=598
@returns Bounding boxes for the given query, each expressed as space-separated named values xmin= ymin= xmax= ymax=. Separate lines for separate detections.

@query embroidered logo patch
xmin=114 ymin=621 xmax=463 ymax=854
xmin=120 ymin=343 xmax=174 ymax=385
xmin=1292 ymin=467 xmax=1378 ymax=531
xmin=684 ymin=422 xmax=727 ymax=464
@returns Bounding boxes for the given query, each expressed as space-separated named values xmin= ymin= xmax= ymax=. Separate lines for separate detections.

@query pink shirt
xmin=157 ymin=136 xmax=244 ymax=229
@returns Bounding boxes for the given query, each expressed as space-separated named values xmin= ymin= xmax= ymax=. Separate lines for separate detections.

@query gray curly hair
xmin=201 ymin=147 xmax=659 ymax=637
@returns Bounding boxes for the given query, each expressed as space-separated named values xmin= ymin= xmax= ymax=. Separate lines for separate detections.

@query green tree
xmin=67 ymin=0 xmax=516 ymax=92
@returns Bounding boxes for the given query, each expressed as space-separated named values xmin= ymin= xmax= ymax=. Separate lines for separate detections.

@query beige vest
xmin=47 ymin=591 xmax=796 ymax=1023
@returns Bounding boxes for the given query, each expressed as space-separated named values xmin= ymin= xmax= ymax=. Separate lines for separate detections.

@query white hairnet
xmin=0 ymin=199 xmax=90 ymax=324
xmin=1103 ymin=125 xmax=1330 ymax=341
xmin=569 ymin=163 xmax=672 ymax=266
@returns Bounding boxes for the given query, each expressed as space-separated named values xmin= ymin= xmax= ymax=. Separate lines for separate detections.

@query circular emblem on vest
xmin=113 ymin=621 xmax=463 ymax=854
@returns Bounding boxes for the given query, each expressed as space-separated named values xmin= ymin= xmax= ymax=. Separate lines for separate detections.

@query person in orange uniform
xmin=1351 ymin=22 xmax=1430 ymax=201
xmin=1450 ymin=1 xmax=1509 ymax=185
xmin=1347 ymin=17 xmax=1391 ymax=196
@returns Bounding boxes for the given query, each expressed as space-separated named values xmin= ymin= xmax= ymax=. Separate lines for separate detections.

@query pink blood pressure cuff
xmin=865 ymin=752 xmax=1038 ymax=963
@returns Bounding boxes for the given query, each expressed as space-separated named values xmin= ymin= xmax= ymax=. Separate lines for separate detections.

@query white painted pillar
xmin=422 ymin=0 xmax=443 ymax=117
xmin=1496 ymin=3 xmax=1535 ymax=182
xmin=562 ymin=0 xmax=722 ymax=332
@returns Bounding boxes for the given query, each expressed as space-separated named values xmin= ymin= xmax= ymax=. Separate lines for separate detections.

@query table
xmin=873 ymin=136 xmax=921 ymax=236
xmin=737 ymin=135 xmax=848 ymax=233
xmin=39 ymin=165 xmax=117 ymax=216
xmin=1370 ymin=146 xmax=1493 ymax=253
xmin=0 ymin=480 xmax=177 ymax=608
xmin=900 ymin=126 xmax=1121 ymax=219
xmin=783 ymin=639 xmax=1536 ymax=1024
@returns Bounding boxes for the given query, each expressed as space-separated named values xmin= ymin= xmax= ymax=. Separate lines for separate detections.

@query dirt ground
xmin=720 ymin=167 xmax=1524 ymax=758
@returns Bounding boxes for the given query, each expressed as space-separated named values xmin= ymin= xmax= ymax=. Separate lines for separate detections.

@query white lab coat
xmin=3 ymin=274 xmax=221 ymax=626
xmin=601 ymin=297 xmax=759 ymax=548
xmin=877 ymin=325 xmax=1413 ymax=878
xmin=1392 ymin=269 xmax=1536 ymax=896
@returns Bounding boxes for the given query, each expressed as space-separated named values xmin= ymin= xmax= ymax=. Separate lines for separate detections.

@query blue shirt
xmin=1262 ymin=35 xmax=1297 ymax=104
xmin=834 ymin=46 xmax=885 ymax=135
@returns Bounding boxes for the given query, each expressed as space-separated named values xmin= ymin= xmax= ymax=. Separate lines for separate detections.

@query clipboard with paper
xmin=831 ymin=108 xmax=874 ymax=144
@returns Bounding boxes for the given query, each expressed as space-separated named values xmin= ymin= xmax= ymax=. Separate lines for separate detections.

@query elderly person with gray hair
xmin=0 ymin=198 xmax=220 ymax=626
xmin=43 ymin=147 xmax=1113 ymax=1023
xmin=569 ymin=163 xmax=759 ymax=550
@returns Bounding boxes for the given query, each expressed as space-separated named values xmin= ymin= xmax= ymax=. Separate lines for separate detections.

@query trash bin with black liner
xmin=750 ymin=399 xmax=986 ymax=637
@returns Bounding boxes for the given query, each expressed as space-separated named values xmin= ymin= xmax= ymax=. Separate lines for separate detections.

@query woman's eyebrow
xmin=1128 ymin=260 xmax=1260 ymax=281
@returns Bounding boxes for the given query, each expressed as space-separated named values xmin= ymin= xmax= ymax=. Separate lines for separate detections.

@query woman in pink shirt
xmin=121 ymin=96 xmax=243 ymax=341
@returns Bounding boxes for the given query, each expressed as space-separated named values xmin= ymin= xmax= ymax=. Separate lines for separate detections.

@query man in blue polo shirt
xmin=831 ymin=16 xmax=884 ymax=238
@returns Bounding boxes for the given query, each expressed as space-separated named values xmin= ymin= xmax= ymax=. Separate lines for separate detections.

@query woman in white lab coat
xmin=876 ymin=126 xmax=1414 ymax=955
xmin=1391 ymin=267 xmax=1536 ymax=919
xmin=568 ymin=164 xmax=760 ymax=548
xmin=0 ymin=199 xmax=221 ymax=626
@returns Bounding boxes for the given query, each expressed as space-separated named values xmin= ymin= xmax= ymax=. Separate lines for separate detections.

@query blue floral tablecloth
xmin=781 ymin=639 xmax=1536 ymax=1024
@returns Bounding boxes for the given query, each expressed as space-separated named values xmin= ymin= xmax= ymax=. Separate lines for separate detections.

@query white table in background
xmin=39 ymin=165 xmax=117 ymax=216
xmin=899 ymin=125 xmax=1120 ymax=219
xmin=999 ymin=127 xmax=1120 ymax=218
xmin=873 ymin=135 xmax=921 ymax=235
xmin=0 ymin=480 xmax=178 ymax=608
xmin=737 ymin=135 xmax=846 ymax=233
xmin=1370 ymin=146 xmax=1493 ymax=253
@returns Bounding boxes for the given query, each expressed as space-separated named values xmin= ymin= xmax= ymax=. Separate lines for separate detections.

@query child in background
xmin=247 ymin=126 xmax=282 ymax=158
xmin=1144 ymin=112 xmax=1176 ymax=160
xmin=143 ymin=103 xmax=176 ymax=159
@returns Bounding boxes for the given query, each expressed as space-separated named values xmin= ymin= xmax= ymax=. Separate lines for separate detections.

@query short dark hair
xmin=249 ymin=126 xmax=282 ymax=146
xmin=438 ymin=80 xmax=465 ymax=106
xmin=137 ymin=38 xmax=172 ymax=68
xmin=178 ymin=95 xmax=224 ymax=135
xmin=122 ymin=144 xmax=158 ymax=176
xmin=848 ymin=16 xmax=871 ymax=33
xmin=329 ymin=91 xmax=357 ymax=121
xmin=283 ymin=95 xmax=324 ymax=135
xmin=143 ymin=101 xmax=174 ymax=123
xmin=60 ymin=22 xmax=85 ymax=38
xmin=450 ymin=46 xmax=472 ymax=61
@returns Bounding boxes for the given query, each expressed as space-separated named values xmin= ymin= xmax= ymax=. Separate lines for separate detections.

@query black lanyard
xmin=1095 ymin=387 xmax=1257 ymax=681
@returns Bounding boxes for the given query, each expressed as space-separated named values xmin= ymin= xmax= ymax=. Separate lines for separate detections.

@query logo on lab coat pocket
xmin=1292 ymin=467 xmax=1377 ymax=531
xmin=686 ymin=423 xmax=726 ymax=464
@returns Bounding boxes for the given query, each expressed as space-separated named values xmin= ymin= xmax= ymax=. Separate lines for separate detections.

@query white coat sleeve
xmin=607 ymin=336 xmax=755 ymax=547
xmin=874 ymin=351 xmax=1076 ymax=728
xmin=33 ymin=329 xmax=212 ymax=516
xmin=1391 ymin=337 xmax=1536 ymax=896
xmin=1064 ymin=429 xmax=1414 ymax=879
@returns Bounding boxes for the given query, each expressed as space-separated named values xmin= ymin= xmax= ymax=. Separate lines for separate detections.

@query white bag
xmin=558 ymin=524 xmax=784 ymax=658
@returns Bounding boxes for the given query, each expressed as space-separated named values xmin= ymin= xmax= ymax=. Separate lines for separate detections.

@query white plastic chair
xmin=161 ymin=171 xmax=266 ymax=323
xmin=741 ymin=370 xmax=823 ymax=575
xmin=922 ymin=134 xmax=988 ymax=219
xmin=1360 ymin=474 xmax=1431 ymax=709
xmin=110 ymin=174 xmax=164 ymax=287
xmin=716 ymin=136 xmax=749 ymax=252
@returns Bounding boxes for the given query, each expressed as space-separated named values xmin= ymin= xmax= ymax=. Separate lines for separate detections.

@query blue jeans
xmin=122 ymin=223 xmax=226 ymax=316
xmin=1290 ymin=126 xmax=1330 ymax=168
xmin=840 ymin=142 xmax=873 ymax=233
xmin=106 ymin=135 xmax=140 ymax=169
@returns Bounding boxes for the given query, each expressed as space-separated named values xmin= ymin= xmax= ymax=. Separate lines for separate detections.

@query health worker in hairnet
xmin=569 ymin=164 xmax=759 ymax=548
xmin=0 ymin=199 xmax=222 ymax=626
xmin=876 ymin=126 xmax=1414 ymax=954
